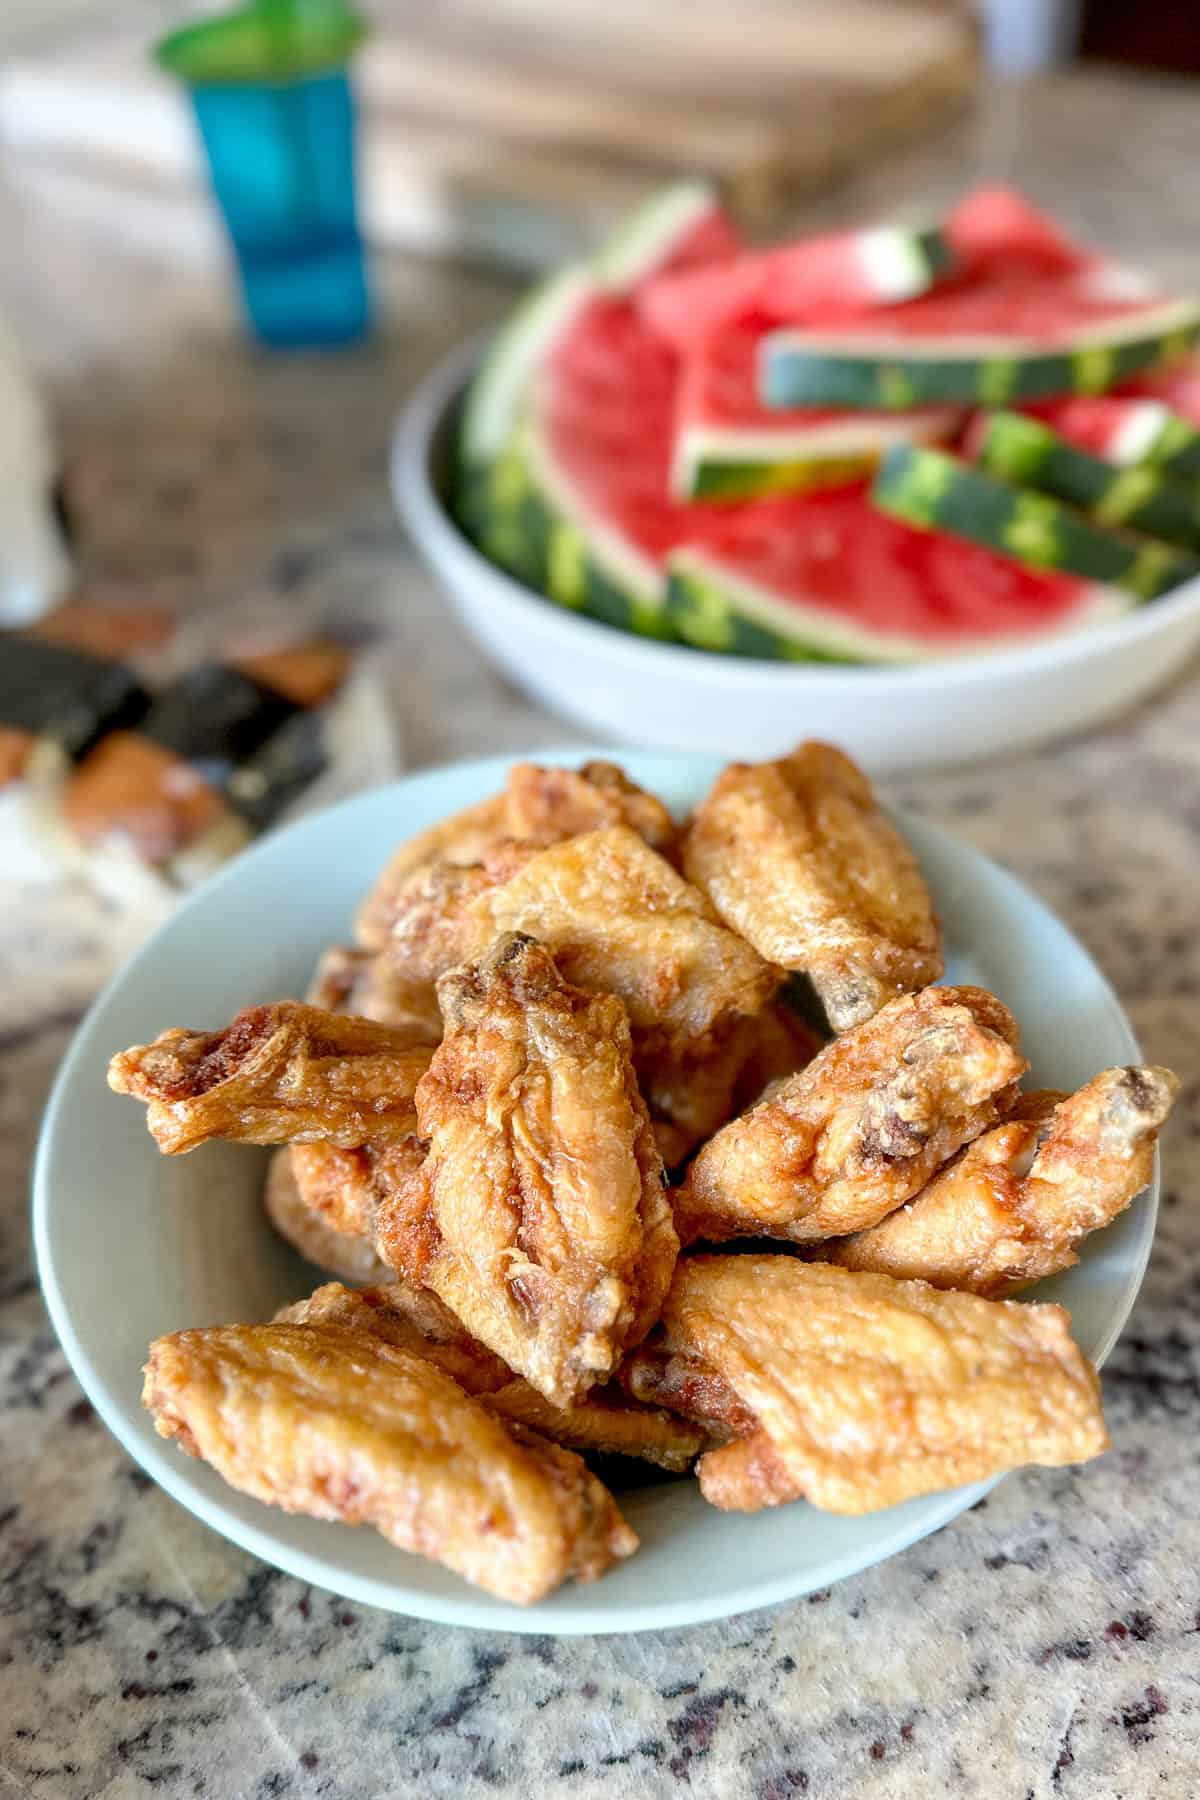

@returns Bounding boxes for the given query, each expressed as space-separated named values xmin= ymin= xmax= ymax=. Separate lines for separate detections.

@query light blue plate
xmin=33 ymin=751 xmax=1154 ymax=1634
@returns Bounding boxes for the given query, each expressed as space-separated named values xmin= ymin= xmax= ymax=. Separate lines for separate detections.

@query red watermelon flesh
xmin=943 ymin=185 xmax=1087 ymax=276
xmin=682 ymin=483 xmax=1104 ymax=651
xmin=990 ymin=359 xmax=1200 ymax=459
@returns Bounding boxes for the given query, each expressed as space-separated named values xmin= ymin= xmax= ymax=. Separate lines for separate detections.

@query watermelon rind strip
xmin=460 ymin=268 xmax=593 ymax=464
xmin=976 ymin=410 xmax=1200 ymax=550
xmin=873 ymin=444 xmax=1200 ymax=599
xmin=665 ymin=544 xmax=1133 ymax=663
xmin=1105 ymin=399 xmax=1200 ymax=481
xmin=761 ymin=298 xmax=1200 ymax=410
xmin=671 ymin=407 xmax=961 ymax=501
xmin=855 ymin=226 xmax=957 ymax=304
xmin=593 ymin=180 xmax=722 ymax=291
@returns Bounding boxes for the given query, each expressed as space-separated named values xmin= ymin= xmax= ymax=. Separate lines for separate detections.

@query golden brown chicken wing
xmin=824 ymin=1066 xmax=1178 ymax=1296
xmin=264 ymin=1149 xmax=393 ymax=1285
xmin=673 ymin=985 xmax=1025 ymax=1246
xmin=108 ymin=1002 xmax=433 ymax=1154
xmin=281 ymin=1281 xmax=704 ymax=1471
xmin=505 ymin=759 xmax=678 ymax=860
xmin=306 ymin=945 xmax=442 ymax=1042
xmin=620 ymin=1255 xmax=1107 ymax=1514
xmin=144 ymin=1322 xmax=637 ymax=1602
xmin=378 ymin=825 xmax=778 ymax=1143
xmin=682 ymin=743 xmax=943 ymax=1032
xmin=403 ymin=933 xmax=678 ymax=1408
xmin=355 ymin=760 xmax=679 ymax=952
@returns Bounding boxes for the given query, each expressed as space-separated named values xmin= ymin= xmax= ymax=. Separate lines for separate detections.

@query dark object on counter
xmin=0 ymin=638 xmax=151 ymax=782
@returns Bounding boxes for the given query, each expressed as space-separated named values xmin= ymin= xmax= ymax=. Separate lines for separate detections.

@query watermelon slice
xmin=639 ymin=226 xmax=956 ymax=355
xmin=671 ymin=311 xmax=962 ymax=501
xmin=665 ymin=483 xmax=1134 ymax=662
xmin=460 ymin=180 xmax=739 ymax=466
xmin=763 ymin=189 xmax=1200 ymax=411
xmin=1028 ymin=387 xmax=1200 ymax=481
xmin=970 ymin=409 xmax=1200 ymax=550
xmin=873 ymin=444 xmax=1200 ymax=600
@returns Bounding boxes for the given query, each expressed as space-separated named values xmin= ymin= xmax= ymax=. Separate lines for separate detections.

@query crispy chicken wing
xmin=404 ymin=933 xmax=678 ymax=1407
xmin=378 ymin=826 xmax=778 ymax=1145
xmin=674 ymin=986 xmax=1025 ymax=1245
xmin=264 ymin=1149 xmax=393 ymax=1285
xmin=306 ymin=945 xmax=442 ymax=1042
xmin=144 ymin=1322 xmax=636 ymax=1602
xmin=824 ymin=1066 xmax=1178 ymax=1296
xmin=505 ymin=759 xmax=678 ymax=860
xmin=355 ymin=761 xmax=679 ymax=952
xmin=281 ymin=1282 xmax=704 ymax=1471
xmin=620 ymin=1256 xmax=1107 ymax=1514
xmin=108 ymin=1002 xmax=433 ymax=1154
xmin=682 ymin=743 xmax=943 ymax=1031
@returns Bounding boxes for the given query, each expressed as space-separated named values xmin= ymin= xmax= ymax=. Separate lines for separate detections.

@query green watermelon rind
xmin=1102 ymin=399 xmax=1200 ymax=481
xmin=462 ymin=415 xmax=675 ymax=641
xmin=459 ymin=267 xmax=592 ymax=466
xmin=873 ymin=444 xmax=1200 ymax=600
xmin=665 ymin=543 xmax=1135 ymax=663
xmin=761 ymin=298 xmax=1200 ymax=411
xmin=592 ymin=179 xmax=723 ymax=291
xmin=976 ymin=410 xmax=1200 ymax=551
xmin=672 ymin=406 xmax=961 ymax=501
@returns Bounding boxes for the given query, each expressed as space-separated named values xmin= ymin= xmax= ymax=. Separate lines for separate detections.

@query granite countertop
xmin=3 ymin=67 xmax=1200 ymax=1800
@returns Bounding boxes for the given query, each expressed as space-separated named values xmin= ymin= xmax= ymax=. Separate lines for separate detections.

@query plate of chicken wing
xmin=34 ymin=745 xmax=1177 ymax=1632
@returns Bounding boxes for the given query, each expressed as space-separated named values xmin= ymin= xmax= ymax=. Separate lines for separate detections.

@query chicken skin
xmin=620 ymin=1256 xmax=1108 ymax=1514
xmin=682 ymin=743 xmax=943 ymax=1031
xmin=824 ymin=1066 xmax=1178 ymax=1296
xmin=674 ymin=986 xmax=1025 ymax=1246
xmin=108 ymin=1002 xmax=433 ymax=1154
xmin=280 ymin=1282 xmax=704 ymax=1471
xmin=402 ymin=933 xmax=678 ymax=1408
xmin=264 ymin=1148 xmax=393 ymax=1285
xmin=144 ymin=1321 xmax=636 ymax=1602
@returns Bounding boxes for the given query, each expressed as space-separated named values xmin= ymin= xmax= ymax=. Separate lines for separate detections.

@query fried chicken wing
xmin=505 ymin=759 xmax=678 ymax=860
xmin=674 ymin=986 xmax=1025 ymax=1246
xmin=108 ymin=1002 xmax=433 ymax=1154
xmin=355 ymin=761 xmax=679 ymax=952
xmin=620 ymin=1256 xmax=1107 ymax=1514
xmin=407 ymin=933 xmax=678 ymax=1407
xmin=144 ymin=1322 xmax=637 ymax=1602
xmin=264 ymin=1149 xmax=392 ymax=1285
xmin=825 ymin=1066 xmax=1178 ymax=1296
xmin=306 ymin=945 xmax=442 ymax=1041
xmin=682 ymin=743 xmax=943 ymax=1031
xmin=281 ymin=1281 xmax=704 ymax=1471
xmin=378 ymin=826 xmax=778 ymax=1149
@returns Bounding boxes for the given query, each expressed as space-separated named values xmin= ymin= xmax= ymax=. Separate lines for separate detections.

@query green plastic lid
xmin=155 ymin=0 xmax=367 ymax=85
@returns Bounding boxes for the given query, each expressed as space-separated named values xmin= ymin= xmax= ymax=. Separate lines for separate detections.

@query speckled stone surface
xmin=3 ymin=69 xmax=1200 ymax=1800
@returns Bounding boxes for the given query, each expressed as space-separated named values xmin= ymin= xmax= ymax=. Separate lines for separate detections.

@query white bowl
xmin=393 ymin=342 xmax=1200 ymax=775
xmin=35 ymin=750 xmax=1156 ymax=1634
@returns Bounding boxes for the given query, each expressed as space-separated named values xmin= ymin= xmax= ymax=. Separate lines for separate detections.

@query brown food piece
xmin=406 ymin=933 xmax=677 ymax=1408
xmin=673 ymin=985 xmax=1025 ymax=1246
xmin=26 ymin=598 xmax=173 ymax=658
xmin=306 ymin=945 xmax=442 ymax=1041
xmin=621 ymin=1255 xmax=1107 ymax=1514
xmin=505 ymin=759 xmax=678 ymax=860
xmin=64 ymin=732 xmax=226 ymax=859
xmin=824 ymin=1066 xmax=1178 ymax=1296
xmin=232 ymin=642 xmax=351 ymax=708
xmin=108 ymin=1001 xmax=433 ymax=1154
xmin=378 ymin=826 xmax=778 ymax=1146
xmin=355 ymin=761 xmax=681 ymax=953
xmin=264 ymin=1149 xmax=393 ymax=1285
xmin=682 ymin=742 xmax=943 ymax=1031
xmin=282 ymin=1282 xmax=703 ymax=1471
xmin=0 ymin=726 xmax=35 ymax=788
xmin=144 ymin=1322 xmax=637 ymax=1602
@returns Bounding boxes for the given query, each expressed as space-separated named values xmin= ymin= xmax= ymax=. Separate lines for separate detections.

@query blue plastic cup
xmin=157 ymin=4 xmax=372 ymax=349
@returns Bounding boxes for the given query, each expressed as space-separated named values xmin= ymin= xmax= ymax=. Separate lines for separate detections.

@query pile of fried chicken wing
xmin=110 ymin=744 xmax=1178 ymax=1605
